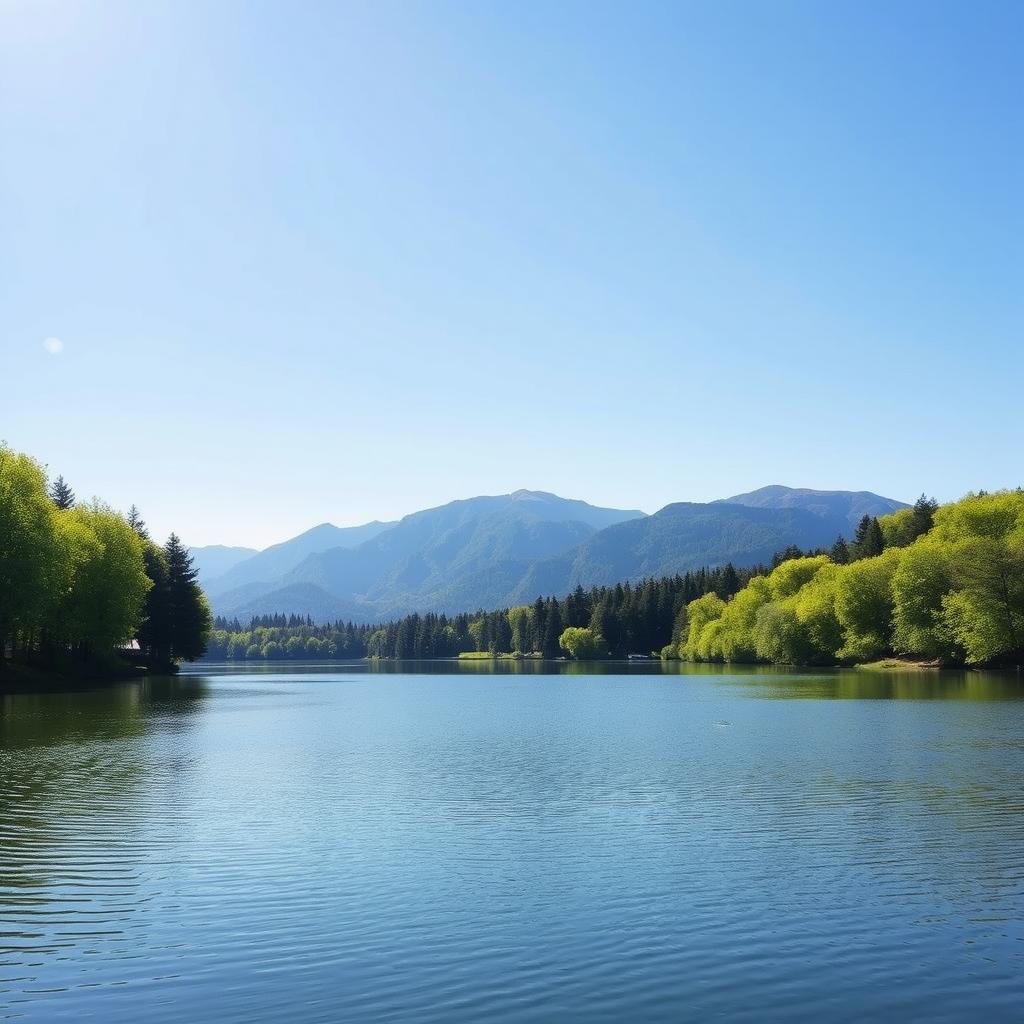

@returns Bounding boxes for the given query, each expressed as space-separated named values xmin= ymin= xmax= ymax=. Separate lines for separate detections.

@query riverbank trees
xmin=204 ymin=491 xmax=1022 ymax=669
xmin=205 ymin=565 xmax=757 ymax=662
xmin=0 ymin=444 xmax=211 ymax=675
xmin=676 ymin=491 xmax=1023 ymax=667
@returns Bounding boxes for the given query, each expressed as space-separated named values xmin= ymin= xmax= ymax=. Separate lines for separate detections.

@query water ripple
xmin=1 ymin=672 xmax=1023 ymax=1022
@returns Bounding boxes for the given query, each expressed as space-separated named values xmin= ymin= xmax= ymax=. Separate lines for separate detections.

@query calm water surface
xmin=2 ymin=663 xmax=1023 ymax=1022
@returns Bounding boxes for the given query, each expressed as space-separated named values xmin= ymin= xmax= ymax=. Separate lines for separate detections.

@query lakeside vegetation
xmin=0 ymin=444 xmax=211 ymax=679
xmin=206 ymin=492 xmax=1024 ymax=670
xmin=674 ymin=492 xmax=1024 ymax=668
xmin=205 ymin=566 xmax=754 ymax=662
xmin=6 ymin=436 xmax=1020 ymax=675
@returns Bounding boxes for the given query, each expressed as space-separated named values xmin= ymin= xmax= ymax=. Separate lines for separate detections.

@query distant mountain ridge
xmin=188 ymin=545 xmax=258 ymax=584
xmin=197 ymin=485 xmax=907 ymax=623
xmin=718 ymin=485 xmax=908 ymax=527
xmin=198 ymin=520 xmax=395 ymax=596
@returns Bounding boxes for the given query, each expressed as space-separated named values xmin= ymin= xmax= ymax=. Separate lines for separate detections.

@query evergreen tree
xmin=138 ymin=543 xmax=171 ymax=664
xmin=542 ymin=600 xmax=563 ymax=658
xmin=830 ymin=536 xmax=850 ymax=564
xmin=531 ymin=597 xmax=547 ymax=653
xmin=910 ymin=494 xmax=938 ymax=540
xmin=164 ymin=534 xmax=211 ymax=663
xmin=127 ymin=505 xmax=150 ymax=540
xmin=717 ymin=563 xmax=740 ymax=598
xmin=851 ymin=516 xmax=885 ymax=559
xmin=772 ymin=545 xmax=805 ymax=569
xmin=49 ymin=474 xmax=75 ymax=510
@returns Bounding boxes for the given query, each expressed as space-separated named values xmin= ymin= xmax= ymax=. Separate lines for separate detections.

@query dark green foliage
xmin=138 ymin=535 xmax=212 ymax=667
xmin=127 ymin=505 xmax=149 ymax=540
xmin=851 ymin=516 xmax=885 ymax=559
xmin=542 ymin=600 xmax=563 ymax=658
xmin=165 ymin=535 xmax=211 ymax=662
xmin=49 ymin=475 xmax=75 ymax=510
xmin=204 ymin=563 xmax=759 ymax=662
xmin=137 ymin=544 xmax=171 ymax=664
xmin=830 ymin=536 xmax=850 ymax=564
xmin=716 ymin=563 xmax=740 ymax=598
xmin=910 ymin=494 xmax=939 ymax=540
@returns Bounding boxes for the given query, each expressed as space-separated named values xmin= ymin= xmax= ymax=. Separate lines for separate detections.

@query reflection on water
xmin=1 ymin=669 xmax=1022 ymax=1023
xmin=193 ymin=657 xmax=1024 ymax=698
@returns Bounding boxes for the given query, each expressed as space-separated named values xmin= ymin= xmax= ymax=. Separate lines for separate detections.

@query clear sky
xmin=2 ymin=1 xmax=1021 ymax=548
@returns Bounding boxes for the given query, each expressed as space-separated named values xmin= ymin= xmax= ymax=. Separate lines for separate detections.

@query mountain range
xmin=191 ymin=486 xmax=908 ymax=623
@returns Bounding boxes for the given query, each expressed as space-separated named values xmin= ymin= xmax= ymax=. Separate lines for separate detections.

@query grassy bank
xmin=457 ymin=651 xmax=546 ymax=661
xmin=854 ymin=657 xmax=945 ymax=672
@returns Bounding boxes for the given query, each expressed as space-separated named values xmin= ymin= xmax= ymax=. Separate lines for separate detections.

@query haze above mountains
xmin=191 ymin=486 xmax=908 ymax=623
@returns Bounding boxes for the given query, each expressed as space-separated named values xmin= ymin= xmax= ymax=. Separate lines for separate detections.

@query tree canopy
xmin=0 ymin=444 xmax=211 ymax=676
xmin=675 ymin=490 xmax=1024 ymax=667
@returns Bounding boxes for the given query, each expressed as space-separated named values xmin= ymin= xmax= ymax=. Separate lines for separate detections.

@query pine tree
xmin=852 ymin=516 xmax=885 ymax=559
xmin=830 ymin=536 xmax=850 ymax=564
xmin=164 ymin=534 xmax=211 ymax=663
xmin=542 ymin=600 xmax=563 ymax=658
xmin=138 ymin=543 xmax=171 ymax=665
xmin=717 ymin=563 xmax=740 ymax=598
xmin=127 ymin=505 xmax=149 ymax=540
xmin=910 ymin=494 xmax=938 ymax=540
xmin=49 ymin=475 xmax=75 ymax=510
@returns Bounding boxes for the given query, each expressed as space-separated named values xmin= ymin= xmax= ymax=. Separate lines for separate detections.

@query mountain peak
xmin=717 ymin=485 xmax=908 ymax=528
xmin=510 ymin=488 xmax=557 ymax=501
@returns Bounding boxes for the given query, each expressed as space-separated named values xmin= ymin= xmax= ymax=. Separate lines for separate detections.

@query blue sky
xmin=2 ymin=0 xmax=1021 ymax=548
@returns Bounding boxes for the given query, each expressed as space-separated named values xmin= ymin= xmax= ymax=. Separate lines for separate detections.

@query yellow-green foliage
xmin=931 ymin=490 xmax=1024 ymax=542
xmin=833 ymin=548 xmax=898 ymax=661
xmin=768 ymin=556 xmax=831 ymax=599
xmin=60 ymin=503 xmax=151 ymax=650
xmin=679 ymin=491 xmax=1024 ymax=667
xmin=891 ymin=540 xmax=955 ymax=658
xmin=679 ymin=592 xmax=726 ymax=661
xmin=789 ymin=563 xmax=844 ymax=660
xmin=716 ymin=576 xmax=771 ymax=661
xmin=0 ymin=446 xmax=152 ymax=659
xmin=507 ymin=605 xmax=534 ymax=654
xmin=559 ymin=626 xmax=606 ymax=659
xmin=879 ymin=508 xmax=916 ymax=548
xmin=0 ymin=446 xmax=66 ymax=645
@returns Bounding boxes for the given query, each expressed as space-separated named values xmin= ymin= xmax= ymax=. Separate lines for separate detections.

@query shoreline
xmin=0 ymin=659 xmax=163 ymax=695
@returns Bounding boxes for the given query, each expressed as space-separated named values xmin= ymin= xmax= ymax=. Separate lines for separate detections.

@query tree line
xmin=205 ymin=564 xmax=756 ymax=662
xmin=204 ymin=492 xmax=1024 ymax=668
xmin=0 ymin=444 xmax=211 ymax=676
xmin=673 ymin=492 xmax=1024 ymax=667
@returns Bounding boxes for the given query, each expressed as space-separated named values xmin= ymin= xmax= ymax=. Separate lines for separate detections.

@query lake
xmin=2 ymin=663 xmax=1023 ymax=1022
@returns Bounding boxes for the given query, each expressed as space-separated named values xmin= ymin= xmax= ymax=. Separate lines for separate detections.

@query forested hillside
xmin=210 ymin=490 xmax=645 ymax=620
xmin=204 ymin=491 xmax=1024 ymax=669
xmin=206 ymin=487 xmax=904 ymax=622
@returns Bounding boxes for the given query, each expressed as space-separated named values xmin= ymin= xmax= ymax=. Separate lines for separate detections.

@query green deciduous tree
xmin=507 ymin=605 xmax=534 ymax=654
xmin=0 ymin=446 xmax=65 ymax=658
xmin=834 ymin=550 xmax=898 ymax=660
xmin=559 ymin=626 xmax=606 ymax=659
xmin=59 ymin=502 xmax=152 ymax=655
xmin=680 ymin=592 xmax=726 ymax=660
xmin=891 ymin=541 xmax=957 ymax=659
xmin=942 ymin=534 xmax=1024 ymax=664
